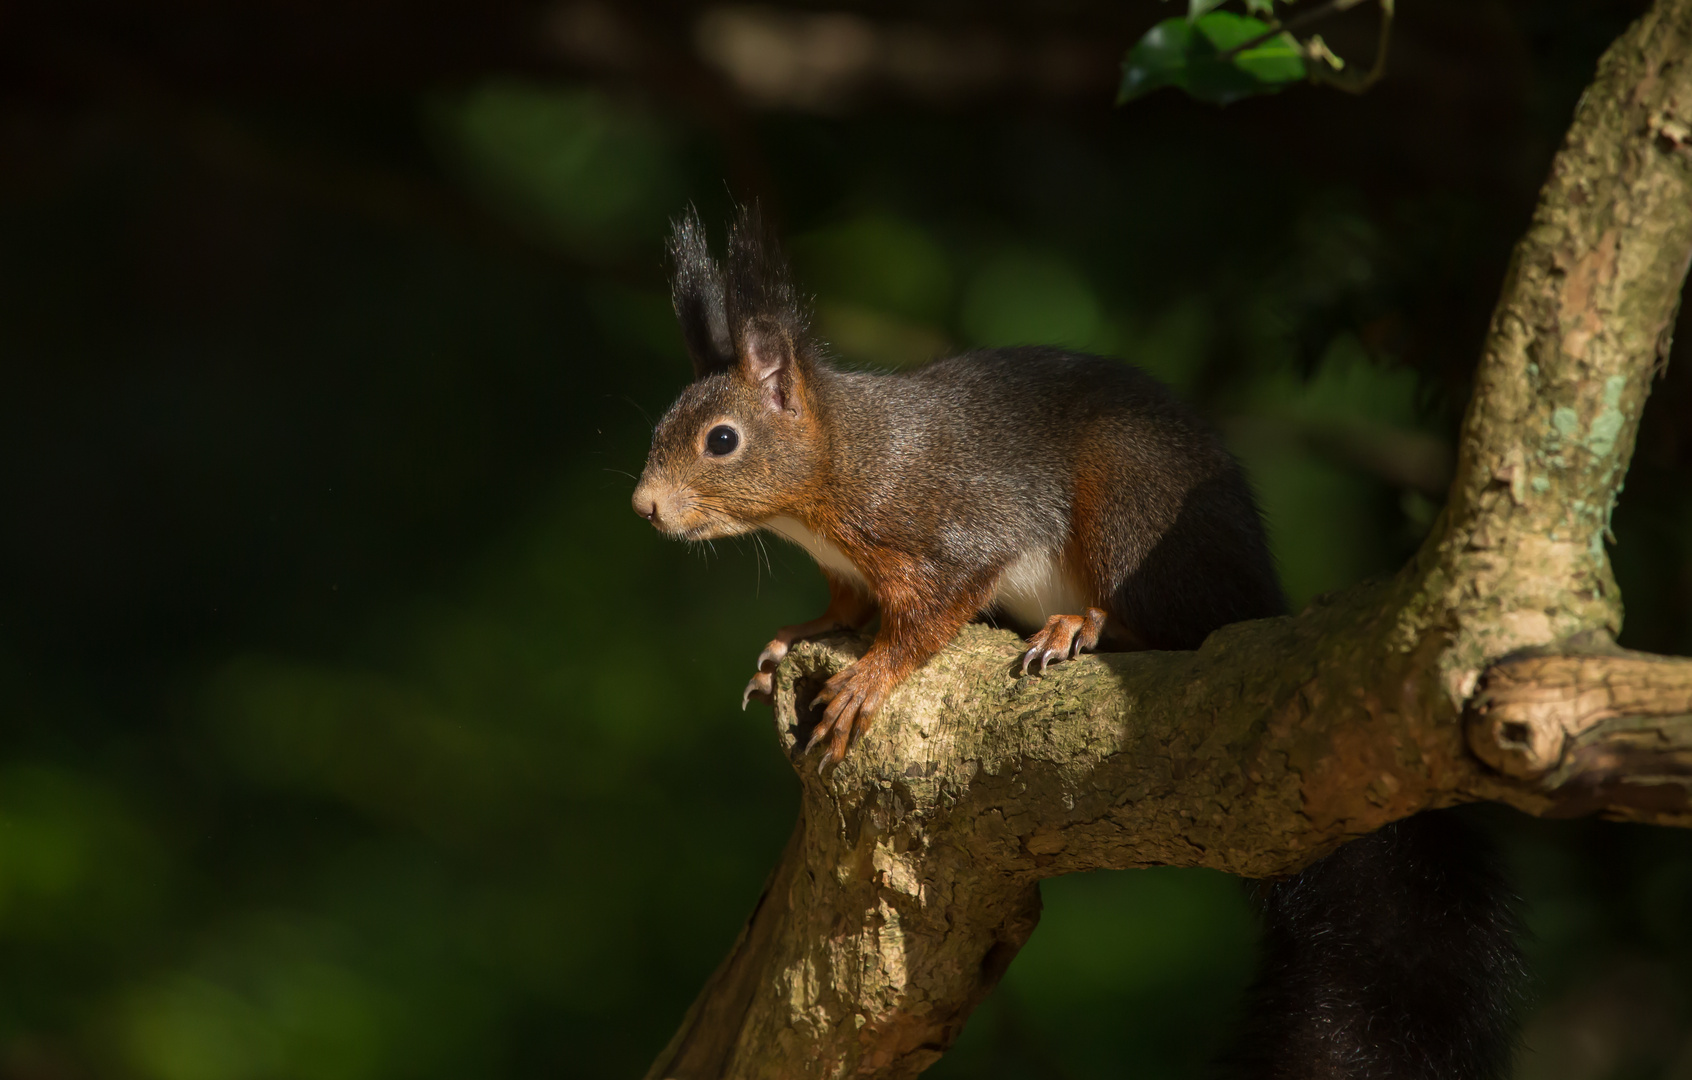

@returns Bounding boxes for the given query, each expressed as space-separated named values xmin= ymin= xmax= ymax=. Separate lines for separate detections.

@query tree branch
xmin=1400 ymin=0 xmax=1692 ymax=700
xmin=648 ymin=1 xmax=1692 ymax=1076
xmin=1467 ymin=643 xmax=1692 ymax=815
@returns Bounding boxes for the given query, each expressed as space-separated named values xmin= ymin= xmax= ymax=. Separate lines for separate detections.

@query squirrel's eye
xmin=705 ymin=425 xmax=740 ymax=456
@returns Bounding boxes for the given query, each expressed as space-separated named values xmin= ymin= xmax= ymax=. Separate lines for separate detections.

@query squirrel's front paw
xmin=755 ymin=638 xmax=789 ymax=672
xmin=741 ymin=670 xmax=773 ymax=709
xmin=1021 ymin=608 xmax=1108 ymax=674
xmin=741 ymin=639 xmax=791 ymax=709
xmin=803 ymin=664 xmax=889 ymax=769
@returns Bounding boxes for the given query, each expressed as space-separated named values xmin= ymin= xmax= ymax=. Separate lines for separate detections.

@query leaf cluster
xmin=1121 ymin=0 xmax=1386 ymax=105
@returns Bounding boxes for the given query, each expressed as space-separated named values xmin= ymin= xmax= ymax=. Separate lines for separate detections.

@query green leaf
xmin=1187 ymin=0 xmax=1228 ymax=18
xmin=1117 ymin=19 xmax=1192 ymax=103
xmin=1117 ymin=12 xmax=1307 ymax=106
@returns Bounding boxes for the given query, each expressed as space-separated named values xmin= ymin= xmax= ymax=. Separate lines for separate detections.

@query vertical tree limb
xmin=1401 ymin=0 xmax=1692 ymax=702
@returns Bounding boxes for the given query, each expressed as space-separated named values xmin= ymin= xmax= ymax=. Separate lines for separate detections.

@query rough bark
xmin=647 ymin=3 xmax=1692 ymax=1077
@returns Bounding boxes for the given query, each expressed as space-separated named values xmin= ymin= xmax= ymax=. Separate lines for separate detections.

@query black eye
xmin=705 ymin=425 xmax=739 ymax=456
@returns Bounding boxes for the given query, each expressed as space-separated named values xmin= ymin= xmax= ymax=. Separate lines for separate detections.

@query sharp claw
xmin=803 ymin=720 xmax=830 ymax=753
xmin=742 ymin=671 xmax=773 ymax=710
xmin=757 ymin=643 xmax=785 ymax=672
xmin=1040 ymin=648 xmax=1061 ymax=672
xmin=1021 ymin=647 xmax=1039 ymax=675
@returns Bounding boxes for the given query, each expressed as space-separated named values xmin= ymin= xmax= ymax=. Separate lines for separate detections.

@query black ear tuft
xmin=724 ymin=202 xmax=809 ymax=361
xmin=669 ymin=207 xmax=734 ymax=379
xmin=720 ymin=202 xmax=813 ymax=412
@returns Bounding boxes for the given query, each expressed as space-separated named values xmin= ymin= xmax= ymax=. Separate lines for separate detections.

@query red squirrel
xmin=632 ymin=206 xmax=1522 ymax=1080
xmin=631 ymin=206 xmax=1284 ymax=764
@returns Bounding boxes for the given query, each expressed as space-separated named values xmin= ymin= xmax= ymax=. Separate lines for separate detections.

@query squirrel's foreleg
xmin=805 ymin=567 xmax=999 ymax=767
xmin=742 ymin=572 xmax=877 ymax=708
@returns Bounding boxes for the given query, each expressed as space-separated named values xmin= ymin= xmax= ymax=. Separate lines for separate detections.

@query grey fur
xmin=797 ymin=350 xmax=1285 ymax=647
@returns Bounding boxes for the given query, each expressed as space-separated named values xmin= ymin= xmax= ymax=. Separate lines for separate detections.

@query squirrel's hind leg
xmin=1021 ymin=608 xmax=1109 ymax=674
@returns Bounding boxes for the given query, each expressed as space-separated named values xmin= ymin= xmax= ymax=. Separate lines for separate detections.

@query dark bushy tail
xmin=1226 ymin=811 xmax=1526 ymax=1080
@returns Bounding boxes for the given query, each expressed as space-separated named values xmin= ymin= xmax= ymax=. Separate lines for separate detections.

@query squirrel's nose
xmin=632 ymin=487 xmax=659 ymax=524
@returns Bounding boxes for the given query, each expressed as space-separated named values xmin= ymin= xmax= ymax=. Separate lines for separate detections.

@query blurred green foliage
xmin=1119 ymin=12 xmax=1305 ymax=105
xmin=960 ymin=250 xmax=1114 ymax=353
xmin=0 ymin=4 xmax=1689 ymax=1079
xmin=438 ymin=84 xmax=684 ymax=258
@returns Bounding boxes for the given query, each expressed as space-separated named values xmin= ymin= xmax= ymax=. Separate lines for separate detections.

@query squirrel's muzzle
xmin=632 ymin=476 xmax=692 ymax=535
xmin=632 ymin=473 xmax=747 ymax=540
xmin=631 ymin=482 xmax=664 ymax=528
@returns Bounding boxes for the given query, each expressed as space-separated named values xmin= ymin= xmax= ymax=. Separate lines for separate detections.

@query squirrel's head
xmin=633 ymin=205 xmax=825 ymax=540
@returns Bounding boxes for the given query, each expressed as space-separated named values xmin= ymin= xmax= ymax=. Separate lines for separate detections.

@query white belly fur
xmin=764 ymin=516 xmax=871 ymax=591
xmin=765 ymin=516 xmax=1087 ymax=629
xmin=992 ymin=547 xmax=1090 ymax=630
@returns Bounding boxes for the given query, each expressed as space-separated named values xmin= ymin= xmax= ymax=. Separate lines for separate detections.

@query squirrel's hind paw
xmin=1021 ymin=608 xmax=1108 ymax=674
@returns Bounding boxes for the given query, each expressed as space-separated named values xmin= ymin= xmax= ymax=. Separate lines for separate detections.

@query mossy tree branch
xmin=647 ymin=3 xmax=1692 ymax=1077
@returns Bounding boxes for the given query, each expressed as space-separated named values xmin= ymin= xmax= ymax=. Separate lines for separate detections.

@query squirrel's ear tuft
xmin=669 ymin=207 xmax=734 ymax=379
xmin=724 ymin=202 xmax=812 ymax=414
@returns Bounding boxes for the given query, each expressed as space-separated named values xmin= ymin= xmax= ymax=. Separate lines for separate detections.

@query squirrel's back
xmin=816 ymin=347 xmax=1285 ymax=648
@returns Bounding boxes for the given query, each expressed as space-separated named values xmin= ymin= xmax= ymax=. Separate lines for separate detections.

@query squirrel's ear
xmin=739 ymin=319 xmax=805 ymax=414
xmin=668 ymin=207 xmax=734 ymax=379
xmin=724 ymin=201 xmax=812 ymax=414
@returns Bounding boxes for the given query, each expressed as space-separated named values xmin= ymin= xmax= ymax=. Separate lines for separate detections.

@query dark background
xmin=1 ymin=1 xmax=1690 ymax=1077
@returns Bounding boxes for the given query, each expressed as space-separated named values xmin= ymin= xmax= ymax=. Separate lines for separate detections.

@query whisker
xmin=620 ymin=395 xmax=656 ymax=429
xmin=754 ymin=532 xmax=775 ymax=594
xmin=731 ymin=535 xmax=758 ymax=594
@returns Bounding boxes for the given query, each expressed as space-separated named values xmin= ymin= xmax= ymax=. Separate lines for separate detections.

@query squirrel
xmin=631 ymin=205 xmax=1523 ymax=1079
